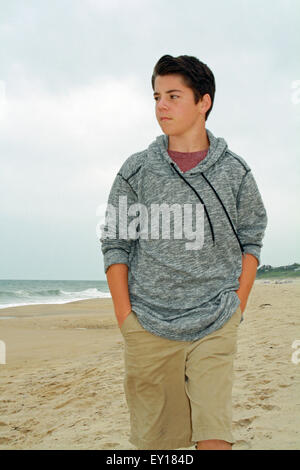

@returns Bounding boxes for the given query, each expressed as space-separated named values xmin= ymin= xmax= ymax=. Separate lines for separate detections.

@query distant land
xmin=256 ymin=263 xmax=300 ymax=279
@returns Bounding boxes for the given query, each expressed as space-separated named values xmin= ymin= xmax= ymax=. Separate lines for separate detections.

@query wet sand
xmin=0 ymin=279 xmax=300 ymax=450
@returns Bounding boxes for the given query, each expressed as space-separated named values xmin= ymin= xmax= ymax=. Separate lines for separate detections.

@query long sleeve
xmin=236 ymin=170 xmax=268 ymax=266
xmin=100 ymin=170 xmax=138 ymax=274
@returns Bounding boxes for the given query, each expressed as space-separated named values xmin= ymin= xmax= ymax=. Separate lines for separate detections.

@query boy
xmin=100 ymin=55 xmax=268 ymax=450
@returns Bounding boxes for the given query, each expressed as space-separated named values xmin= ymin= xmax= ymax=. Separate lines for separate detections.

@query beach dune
xmin=0 ymin=280 xmax=300 ymax=450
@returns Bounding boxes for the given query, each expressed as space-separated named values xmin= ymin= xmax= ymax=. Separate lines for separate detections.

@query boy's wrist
xmin=235 ymin=289 xmax=249 ymax=313
xmin=116 ymin=307 xmax=132 ymax=327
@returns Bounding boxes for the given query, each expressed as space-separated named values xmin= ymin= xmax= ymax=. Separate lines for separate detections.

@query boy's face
xmin=153 ymin=74 xmax=210 ymax=137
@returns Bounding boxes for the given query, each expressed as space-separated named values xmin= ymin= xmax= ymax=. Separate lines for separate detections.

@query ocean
xmin=0 ymin=279 xmax=111 ymax=309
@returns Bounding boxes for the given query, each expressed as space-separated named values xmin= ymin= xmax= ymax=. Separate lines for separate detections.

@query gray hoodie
xmin=100 ymin=128 xmax=268 ymax=341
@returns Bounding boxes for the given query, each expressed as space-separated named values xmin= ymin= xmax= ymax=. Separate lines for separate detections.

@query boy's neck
xmin=168 ymin=127 xmax=209 ymax=153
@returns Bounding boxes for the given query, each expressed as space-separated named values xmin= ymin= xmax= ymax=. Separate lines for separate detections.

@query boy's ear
xmin=198 ymin=93 xmax=211 ymax=115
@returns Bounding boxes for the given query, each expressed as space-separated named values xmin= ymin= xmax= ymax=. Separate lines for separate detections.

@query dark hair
xmin=151 ymin=54 xmax=215 ymax=121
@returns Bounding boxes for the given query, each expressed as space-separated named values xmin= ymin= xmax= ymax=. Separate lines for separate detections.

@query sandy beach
xmin=0 ymin=279 xmax=300 ymax=450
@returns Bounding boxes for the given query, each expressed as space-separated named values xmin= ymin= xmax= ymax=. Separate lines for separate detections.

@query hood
xmin=149 ymin=128 xmax=228 ymax=176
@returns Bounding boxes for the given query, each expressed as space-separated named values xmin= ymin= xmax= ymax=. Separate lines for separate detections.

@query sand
xmin=0 ymin=279 xmax=300 ymax=450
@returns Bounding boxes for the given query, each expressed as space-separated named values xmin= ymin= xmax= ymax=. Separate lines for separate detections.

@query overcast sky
xmin=0 ymin=0 xmax=299 ymax=280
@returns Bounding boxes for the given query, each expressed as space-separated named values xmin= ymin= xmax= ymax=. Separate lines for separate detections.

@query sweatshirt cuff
xmin=103 ymin=248 xmax=130 ymax=274
xmin=242 ymin=245 xmax=261 ymax=266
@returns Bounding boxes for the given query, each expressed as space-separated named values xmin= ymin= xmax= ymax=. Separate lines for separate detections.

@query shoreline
xmin=0 ymin=298 xmax=113 ymax=319
xmin=1 ymin=277 xmax=300 ymax=319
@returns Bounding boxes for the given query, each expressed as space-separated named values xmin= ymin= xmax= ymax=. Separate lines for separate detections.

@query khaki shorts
xmin=120 ymin=306 xmax=242 ymax=450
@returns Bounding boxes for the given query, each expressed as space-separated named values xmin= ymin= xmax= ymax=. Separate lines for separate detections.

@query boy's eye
xmin=154 ymin=95 xmax=179 ymax=101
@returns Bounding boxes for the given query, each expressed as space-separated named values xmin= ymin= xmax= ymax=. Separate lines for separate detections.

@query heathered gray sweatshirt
xmin=100 ymin=128 xmax=268 ymax=341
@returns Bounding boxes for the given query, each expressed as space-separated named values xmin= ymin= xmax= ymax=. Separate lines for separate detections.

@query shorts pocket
xmin=120 ymin=310 xmax=134 ymax=334
xmin=229 ymin=306 xmax=242 ymax=327
xmin=239 ymin=306 xmax=244 ymax=324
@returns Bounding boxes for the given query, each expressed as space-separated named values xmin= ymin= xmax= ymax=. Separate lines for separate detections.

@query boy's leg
xmin=120 ymin=311 xmax=194 ymax=450
xmin=185 ymin=307 xmax=242 ymax=449
xmin=195 ymin=439 xmax=232 ymax=450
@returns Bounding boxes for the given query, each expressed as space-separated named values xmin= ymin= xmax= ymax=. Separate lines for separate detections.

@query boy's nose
xmin=157 ymin=99 xmax=168 ymax=110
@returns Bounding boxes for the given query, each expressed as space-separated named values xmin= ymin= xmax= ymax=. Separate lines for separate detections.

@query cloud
xmin=0 ymin=72 xmax=159 ymax=219
xmin=86 ymin=0 xmax=148 ymax=11
xmin=1 ymin=0 xmax=300 ymax=277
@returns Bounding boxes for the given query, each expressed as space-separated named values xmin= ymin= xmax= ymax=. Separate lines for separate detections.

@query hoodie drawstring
xmin=170 ymin=163 xmax=215 ymax=246
xmin=170 ymin=162 xmax=244 ymax=254
xmin=200 ymin=172 xmax=245 ymax=254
